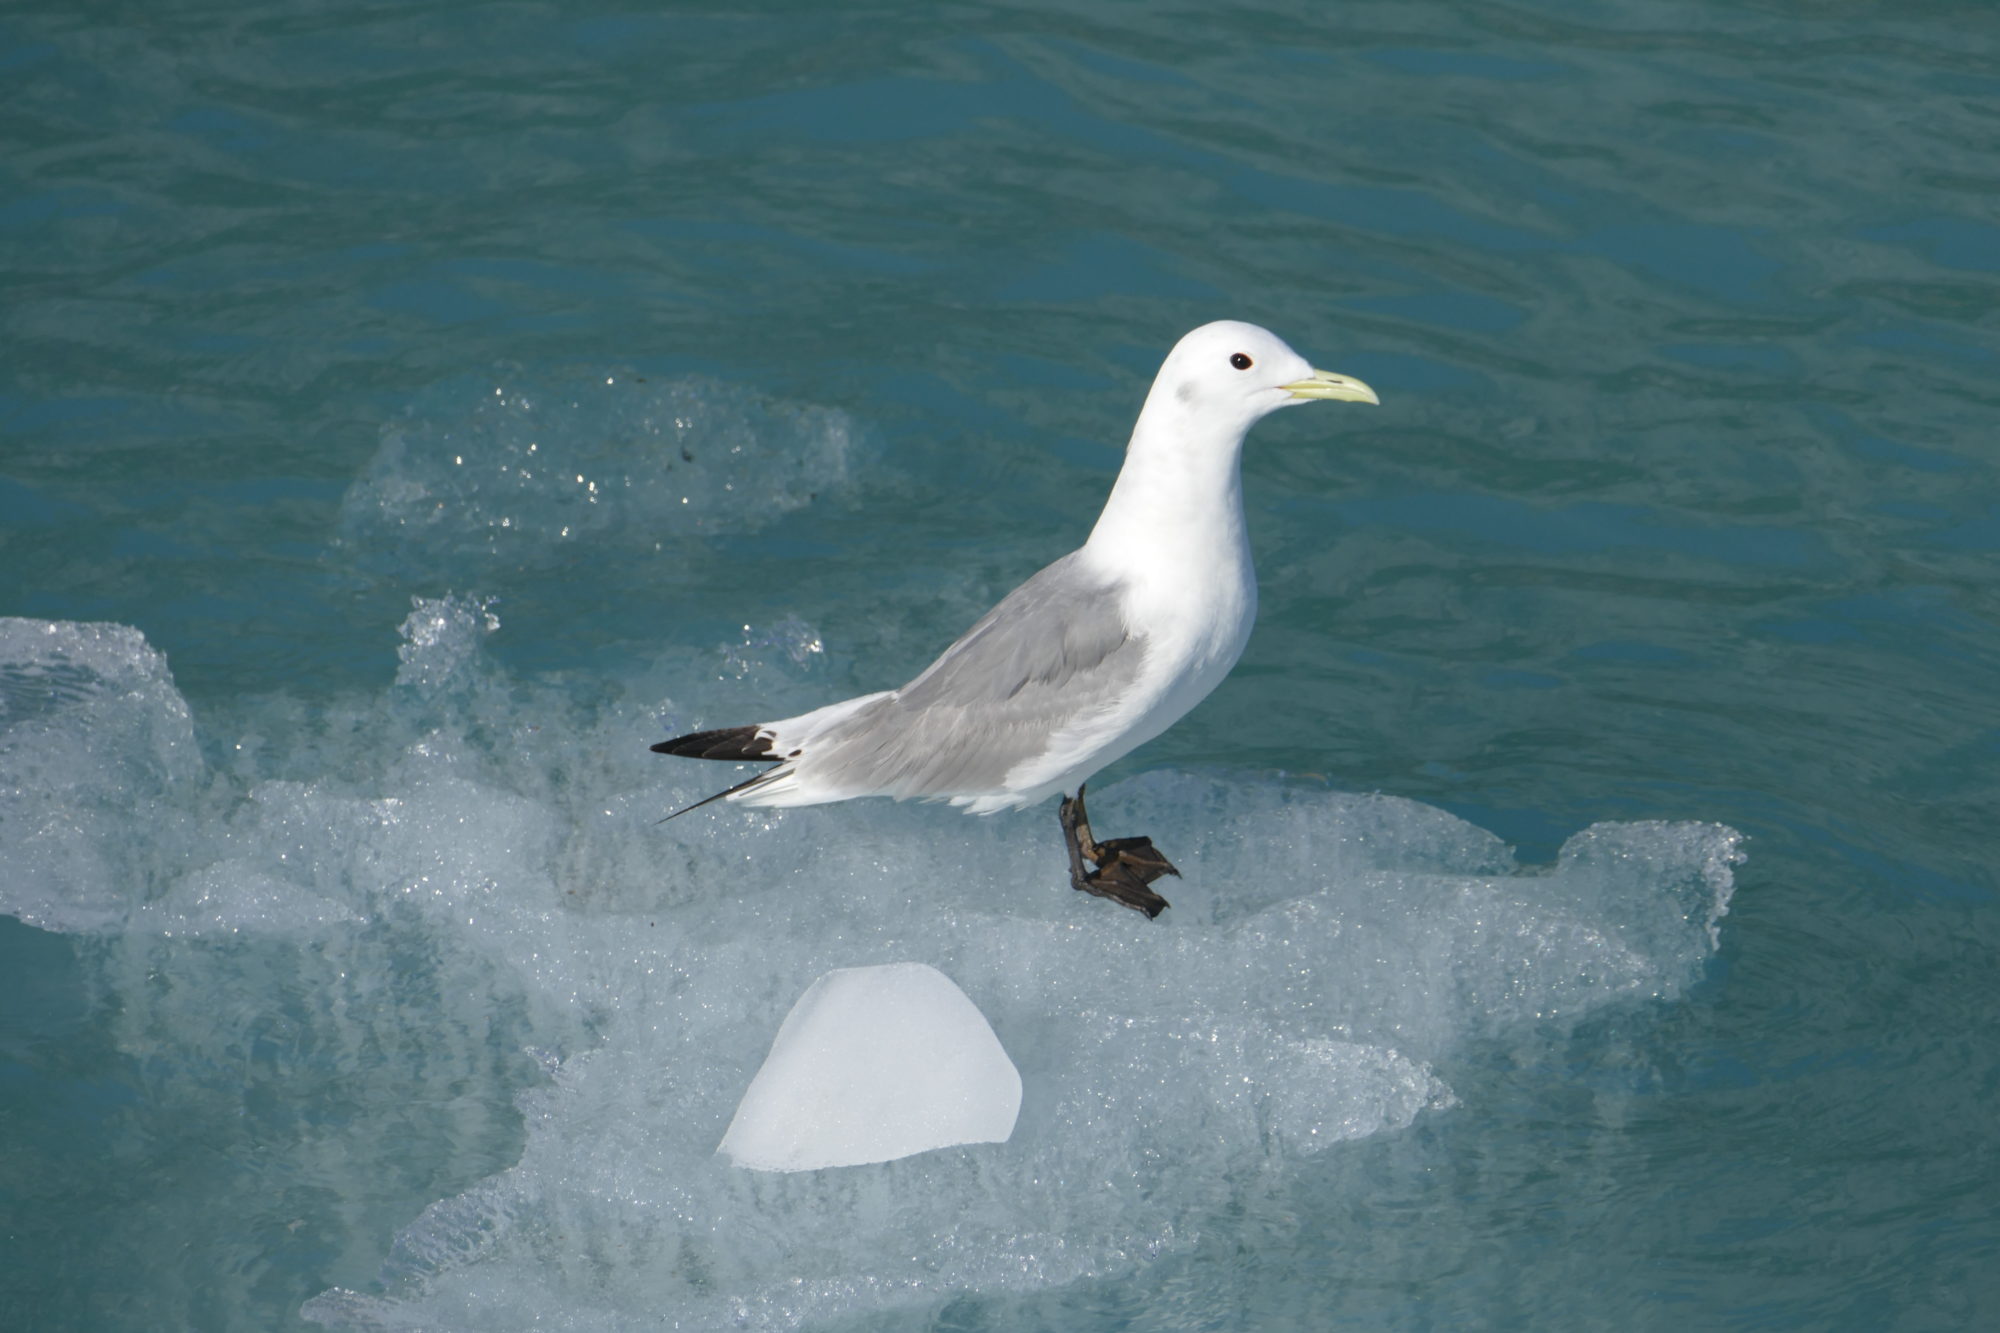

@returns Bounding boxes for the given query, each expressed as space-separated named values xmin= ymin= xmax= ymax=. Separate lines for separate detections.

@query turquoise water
xmin=4 ymin=0 xmax=1997 ymax=1328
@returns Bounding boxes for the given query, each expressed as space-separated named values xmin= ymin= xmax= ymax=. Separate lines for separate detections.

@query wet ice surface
xmin=0 ymin=601 xmax=1739 ymax=1331
xmin=718 ymin=962 xmax=1023 ymax=1173
xmin=0 ymin=367 xmax=1741 ymax=1331
xmin=0 ymin=619 xmax=202 ymax=934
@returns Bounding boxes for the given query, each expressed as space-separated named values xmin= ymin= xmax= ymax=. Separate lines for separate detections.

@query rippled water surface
xmin=4 ymin=2 xmax=1997 ymax=1329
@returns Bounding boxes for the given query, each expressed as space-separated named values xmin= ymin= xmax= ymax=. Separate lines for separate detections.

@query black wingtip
xmin=650 ymin=725 xmax=774 ymax=761
xmin=652 ymin=725 xmax=785 ymax=823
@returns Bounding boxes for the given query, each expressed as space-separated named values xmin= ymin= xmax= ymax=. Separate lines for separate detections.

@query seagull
xmin=655 ymin=321 xmax=1378 ymax=917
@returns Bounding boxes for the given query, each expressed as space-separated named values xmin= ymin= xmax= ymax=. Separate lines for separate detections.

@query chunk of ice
xmin=718 ymin=962 xmax=1022 ymax=1172
xmin=0 ymin=616 xmax=1743 ymax=1332
xmin=0 ymin=618 xmax=201 ymax=932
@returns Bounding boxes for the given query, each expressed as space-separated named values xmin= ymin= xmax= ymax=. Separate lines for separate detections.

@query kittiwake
xmin=654 ymin=320 xmax=1378 ymax=917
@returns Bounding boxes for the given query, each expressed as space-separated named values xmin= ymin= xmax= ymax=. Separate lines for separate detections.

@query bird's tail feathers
xmin=651 ymin=690 xmax=895 ymax=821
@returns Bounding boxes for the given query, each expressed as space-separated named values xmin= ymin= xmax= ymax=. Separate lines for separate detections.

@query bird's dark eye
xmin=1230 ymin=352 xmax=1253 ymax=370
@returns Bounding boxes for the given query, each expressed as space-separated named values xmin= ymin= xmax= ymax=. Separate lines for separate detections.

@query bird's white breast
xmin=984 ymin=516 xmax=1255 ymax=806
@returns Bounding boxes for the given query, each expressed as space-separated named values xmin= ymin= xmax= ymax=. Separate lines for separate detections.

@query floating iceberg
xmin=0 ymin=613 xmax=1743 ymax=1332
xmin=718 ymin=962 xmax=1022 ymax=1172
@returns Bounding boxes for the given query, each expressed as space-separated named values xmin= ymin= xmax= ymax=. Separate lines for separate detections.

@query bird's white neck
xmin=1083 ymin=391 xmax=1255 ymax=586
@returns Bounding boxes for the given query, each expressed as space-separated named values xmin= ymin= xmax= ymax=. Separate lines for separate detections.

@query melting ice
xmin=0 ymin=603 xmax=1740 ymax=1331
xmin=0 ymin=374 xmax=1742 ymax=1331
xmin=718 ymin=962 xmax=1022 ymax=1172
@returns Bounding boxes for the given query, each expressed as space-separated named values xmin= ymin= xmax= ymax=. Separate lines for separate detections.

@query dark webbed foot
xmin=1057 ymin=784 xmax=1178 ymax=919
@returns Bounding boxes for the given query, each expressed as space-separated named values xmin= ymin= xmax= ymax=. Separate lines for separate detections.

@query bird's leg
xmin=1058 ymin=787 xmax=1097 ymax=891
xmin=1057 ymin=784 xmax=1177 ymax=919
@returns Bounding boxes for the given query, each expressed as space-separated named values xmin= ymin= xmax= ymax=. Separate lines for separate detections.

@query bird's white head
xmin=1144 ymin=320 xmax=1379 ymax=440
xmin=1086 ymin=321 xmax=1378 ymax=571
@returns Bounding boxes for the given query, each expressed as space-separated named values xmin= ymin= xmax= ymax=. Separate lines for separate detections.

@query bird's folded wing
xmin=805 ymin=551 xmax=1147 ymax=801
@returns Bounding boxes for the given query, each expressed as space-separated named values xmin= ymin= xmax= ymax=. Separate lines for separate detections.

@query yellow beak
xmin=1281 ymin=369 xmax=1380 ymax=405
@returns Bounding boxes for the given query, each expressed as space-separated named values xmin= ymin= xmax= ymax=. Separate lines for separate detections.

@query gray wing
xmin=810 ymin=550 xmax=1146 ymax=799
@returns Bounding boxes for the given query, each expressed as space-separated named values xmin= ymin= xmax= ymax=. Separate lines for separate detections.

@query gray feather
xmin=806 ymin=551 xmax=1144 ymax=798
